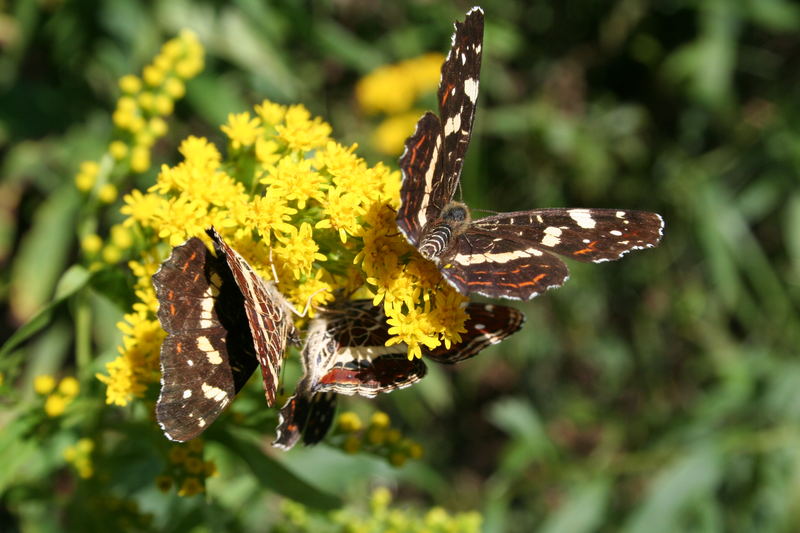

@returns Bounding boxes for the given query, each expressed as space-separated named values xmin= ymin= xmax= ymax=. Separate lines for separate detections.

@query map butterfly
xmin=153 ymin=228 xmax=297 ymax=442
xmin=274 ymin=299 xmax=525 ymax=449
xmin=397 ymin=7 xmax=665 ymax=300
xmin=154 ymin=231 xmax=524 ymax=446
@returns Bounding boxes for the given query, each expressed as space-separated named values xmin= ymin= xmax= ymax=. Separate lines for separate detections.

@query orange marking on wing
xmin=441 ymin=84 xmax=454 ymax=106
xmin=574 ymin=241 xmax=599 ymax=255
xmin=169 ymin=303 xmax=176 ymax=316
xmin=176 ymin=342 xmax=182 ymax=353
xmin=409 ymin=135 xmax=427 ymax=166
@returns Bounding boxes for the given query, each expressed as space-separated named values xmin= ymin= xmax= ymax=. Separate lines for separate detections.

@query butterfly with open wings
xmin=397 ymin=7 xmax=664 ymax=301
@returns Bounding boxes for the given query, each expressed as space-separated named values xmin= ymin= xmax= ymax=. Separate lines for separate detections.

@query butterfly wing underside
xmin=206 ymin=228 xmax=297 ymax=407
xmin=153 ymin=237 xmax=259 ymax=442
xmin=397 ymin=7 xmax=484 ymax=244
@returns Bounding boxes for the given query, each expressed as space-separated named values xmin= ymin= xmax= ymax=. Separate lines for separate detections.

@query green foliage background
xmin=3 ymin=0 xmax=800 ymax=531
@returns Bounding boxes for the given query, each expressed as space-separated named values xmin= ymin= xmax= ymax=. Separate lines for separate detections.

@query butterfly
xmin=153 ymin=230 xmax=524 ymax=446
xmin=396 ymin=7 xmax=664 ymax=301
xmin=153 ymin=228 xmax=297 ymax=442
xmin=273 ymin=299 xmax=525 ymax=449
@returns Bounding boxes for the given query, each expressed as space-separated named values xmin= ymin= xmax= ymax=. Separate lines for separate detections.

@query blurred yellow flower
xmin=34 ymin=375 xmax=56 ymax=395
xmin=356 ymin=53 xmax=444 ymax=115
xmin=372 ymin=111 xmax=424 ymax=155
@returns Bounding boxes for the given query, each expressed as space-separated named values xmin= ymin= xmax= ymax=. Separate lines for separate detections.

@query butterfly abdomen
xmin=419 ymin=202 xmax=472 ymax=260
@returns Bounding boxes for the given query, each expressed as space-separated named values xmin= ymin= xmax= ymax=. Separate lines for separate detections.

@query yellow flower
xmin=98 ymin=183 xmax=118 ymax=204
xmin=255 ymin=99 xmax=287 ymax=126
xmin=370 ymin=411 xmax=390 ymax=428
xmin=385 ymin=304 xmax=440 ymax=360
xmin=276 ymin=104 xmax=332 ymax=151
xmin=319 ymin=188 xmax=366 ymax=243
xmin=81 ymin=234 xmax=103 ymax=255
xmin=337 ymin=411 xmax=363 ymax=433
xmin=58 ymin=376 xmax=80 ymax=398
xmin=260 ymin=157 xmax=327 ymax=209
xmin=274 ymin=223 xmax=327 ymax=280
xmin=372 ymin=111 xmax=423 ymax=155
xmin=247 ymin=190 xmax=298 ymax=241
xmin=34 ymin=375 xmax=56 ymax=395
xmin=44 ymin=394 xmax=67 ymax=417
xmin=221 ymin=112 xmax=263 ymax=149
xmin=355 ymin=53 xmax=444 ymax=115
xmin=169 ymin=446 xmax=189 ymax=464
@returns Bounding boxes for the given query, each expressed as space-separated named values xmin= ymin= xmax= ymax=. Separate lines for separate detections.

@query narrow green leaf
xmin=9 ymin=185 xmax=80 ymax=321
xmin=219 ymin=428 xmax=341 ymax=510
xmin=0 ymin=264 xmax=91 ymax=360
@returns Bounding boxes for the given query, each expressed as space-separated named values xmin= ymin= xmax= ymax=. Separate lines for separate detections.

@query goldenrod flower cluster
xmin=34 ymin=374 xmax=80 ymax=417
xmin=331 ymin=411 xmax=423 ymax=467
xmin=98 ymin=94 xmax=469 ymax=405
xmin=63 ymin=438 xmax=95 ymax=479
xmin=157 ymin=438 xmax=217 ymax=497
xmin=74 ymin=30 xmax=204 ymax=202
xmin=355 ymin=53 xmax=444 ymax=154
xmin=278 ymin=486 xmax=482 ymax=533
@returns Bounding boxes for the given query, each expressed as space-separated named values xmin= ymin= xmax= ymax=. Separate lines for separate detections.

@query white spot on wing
xmin=464 ymin=78 xmax=479 ymax=103
xmin=201 ymin=382 xmax=228 ymax=403
xmin=183 ymin=389 xmax=192 ymax=399
xmin=541 ymin=226 xmax=562 ymax=247
xmin=569 ymin=209 xmax=596 ymax=229
xmin=444 ymin=113 xmax=462 ymax=136
xmin=610 ymin=230 xmax=623 ymax=236
xmin=616 ymin=211 xmax=626 ymax=218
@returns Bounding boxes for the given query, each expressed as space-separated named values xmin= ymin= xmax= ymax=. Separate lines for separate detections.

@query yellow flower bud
xmin=58 ymin=376 xmax=80 ymax=397
xmin=102 ymin=245 xmax=122 ymax=264
xmin=98 ymin=184 xmax=118 ymax=204
xmin=119 ymin=74 xmax=142 ymax=94
xmin=44 ymin=394 xmax=67 ymax=417
xmin=109 ymin=140 xmax=128 ymax=160
xmin=154 ymin=94 xmax=174 ymax=115
xmin=370 ymin=411 xmax=390 ymax=428
xmin=34 ymin=375 xmax=56 ymax=395
xmin=164 ymin=77 xmax=185 ymax=99
xmin=130 ymin=145 xmax=150 ymax=173
xmin=143 ymin=65 xmax=165 ymax=87
xmin=337 ymin=411 xmax=363 ymax=432
xmin=81 ymin=234 xmax=103 ymax=255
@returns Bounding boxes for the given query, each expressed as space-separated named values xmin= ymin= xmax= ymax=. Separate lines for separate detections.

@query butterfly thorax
xmin=418 ymin=201 xmax=472 ymax=261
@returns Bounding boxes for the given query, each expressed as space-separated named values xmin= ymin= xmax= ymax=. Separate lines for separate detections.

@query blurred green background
xmin=3 ymin=0 xmax=800 ymax=531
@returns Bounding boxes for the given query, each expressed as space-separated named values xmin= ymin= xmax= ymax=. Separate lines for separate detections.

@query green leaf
xmin=0 ymin=265 xmax=91 ymax=360
xmin=538 ymin=480 xmax=611 ymax=533
xmin=9 ymin=185 xmax=80 ymax=321
xmin=218 ymin=428 xmax=341 ymax=510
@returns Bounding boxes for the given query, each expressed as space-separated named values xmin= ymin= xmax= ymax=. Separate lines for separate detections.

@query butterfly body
xmin=397 ymin=8 xmax=664 ymax=301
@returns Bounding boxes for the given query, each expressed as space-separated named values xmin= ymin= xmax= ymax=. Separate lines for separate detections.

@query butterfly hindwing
xmin=153 ymin=237 xmax=258 ymax=442
xmin=206 ymin=228 xmax=297 ymax=407
xmin=427 ymin=302 xmax=526 ymax=364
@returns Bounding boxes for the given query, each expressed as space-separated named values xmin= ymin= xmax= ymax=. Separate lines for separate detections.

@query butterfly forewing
xmin=273 ymin=391 xmax=337 ymax=450
xmin=437 ymin=6 xmax=483 ymax=198
xmin=473 ymin=209 xmax=665 ymax=263
xmin=206 ymin=228 xmax=297 ymax=407
xmin=153 ymin=237 xmax=258 ymax=442
xmin=397 ymin=113 xmax=445 ymax=244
